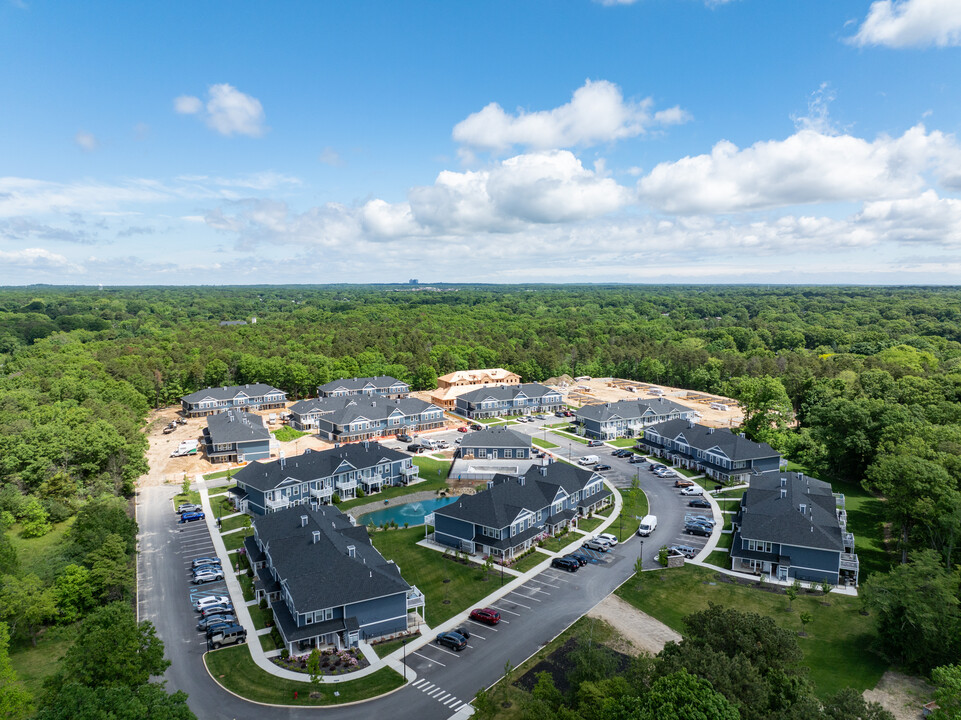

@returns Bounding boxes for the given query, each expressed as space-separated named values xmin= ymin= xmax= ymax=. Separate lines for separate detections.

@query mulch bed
xmin=514 ymin=638 xmax=632 ymax=695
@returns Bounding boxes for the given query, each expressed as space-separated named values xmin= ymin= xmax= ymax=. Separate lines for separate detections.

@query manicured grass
xmin=239 ymin=574 xmax=254 ymax=602
xmin=173 ymin=490 xmax=201 ymax=508
xmin=208 ymin=483 xmax=236 ymax=497
xmin=532 ymin=437 xmax=560 ymax=449
xmin=8 ymin=623 xmax=75 ymax=696
xmin=576 ymin=516 xmax=605 ymax=533
xmin=371 ymin=637 xmax=410 ymax=659
xmin=609 ymin=488 xmax=649 ymax=541
xmin=714 ymin=487 xmax=746 ymax=500
xmin=544 ymin=422 xmax=570 ymax=429
xmin=705 ymin=550 xmax=731 ymax=568
xmin=210 ymin=495 xmax=234 ymax=518
xmin=270 ymin=426 xmax=309 ymax=442
xmin=259 ymin=632 xmax=280 ymax=653
xmin=248 ymin=603 xmax=268 ymax=630
xmin=223 ymin=528 xmax=253 ymax=552
xmin=474 ymin=417 xmax=503 ymax=425
xmin=219 ymin=514 xmax=251 ymax=533
xmin=616 ymin=564 xmax=887 ymax=698
xmin=204 ymin=645 xmax=404 ymax=705
xmin=510 ymin=550 xmax=548 ymax=574
xmin=675 ymin=467 xmax=701 ymax=478
xmin=550 ymin=430 xmax=589 ymax=444
xmin=608 ymin=438 xmax=636 ymax=447
xmin=371 ymin=527 xmax=502 ymax=626
xmin=203 ymin=469 xmax=232 ymax=481
xmin=722 ymin=513 xmax=733 ymax=531
xmin=539 ymin=532 xmax=577 ymax=553
xmin=715 ymin=532 xmax=733 ymax=549
xmin=834 ymin=481 xmax=890 ymax=579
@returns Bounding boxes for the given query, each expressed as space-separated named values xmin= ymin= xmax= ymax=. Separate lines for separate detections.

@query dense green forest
xmin=0 ymin=284 xmax=960 ymax=717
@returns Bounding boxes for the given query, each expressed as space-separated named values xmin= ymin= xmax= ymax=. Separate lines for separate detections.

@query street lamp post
xmin=403 ymin=639 xmax=407 ymax=681
xmin=640 ymin=540 xmax=644 ymax=570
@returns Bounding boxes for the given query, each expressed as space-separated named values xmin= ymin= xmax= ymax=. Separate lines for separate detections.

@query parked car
xmin=470 ymin=423 xmax=483 ymax=430
xmin=435 ymin=631 xmax=468 ymax=651
xmin=587 ymin=440 xmax=604 ymax=447
xmin=555 ymin=411 xmax=566 ymax=417
xmin=191 ymin=557 xmax=221 ymax=568
xmin=434 ymin=440 xmax=450 ymax=449
xmin=674 ymin=478 xmax=695 ymax=488
xmin=397 ymin=433 xmax=413 ymax=443
xmin=593 ymin=463 xmax=612 ymax=471
xmin=457 ymin=426 xmax=469 ymax=433
xmin=655 ymin=468 xmax=676 ymax=478
xmin=194 ymin=595 xmax=231 ymax=612
xmin=197 ymin=613 xmax=236 ymax=631
xmin=563 ymin=411 xmax=575 ymax=417
xmin=612 ymin=449 xmax=632 ymax=457
xmin=469 ymin=608 xmax=501 ymax=625
xmin=563 ymin=554 xmax=587 ymax=567
xmin=637 ymin=515 xmax=657 ymax=537
xmin=669 ymin=545 xmax=698 ymax=559
xmin=407 ymin=444 xmax=425 ymax=453
xmin=567 ymin=552 xmax=591 ymax=565
xmin=582 ymin=539 xmax=609 ymax=552
xmin=452 ymin=625 xmax=471 ymax=640
xmin=204 ymin=621 xmax=234 ymax=638
xmin=209 ymin=625 xmax=247 ymax=649
xmin=680 ymin=486 xmax=704 ymax=496
xmin=551 ymin=557 xmax=579 ymax=572
xmin=191 ymin=564 xmax=221 ymax=575
xmin=686 ymin=514 xmax=715 ymax=526
xmin=454 ymin=438 xmax=462 ymax=444
xmin=684 ymin=522 xmax=712 ymax=537
xmin=200 ymin=603 xmax=234 ymax=618
xmin=177 ymin=503 xmax=201 ymax=514
xmin=688 ymin=498 xmax=711 ymax=509
xmin=192 ymin=568 xmax=225 ymax=584
xmin=628 ymin=454 xmax=646 ymax=464
xmin=596 ymin=533 xmax=618 ymax=547
xmin=179 ymin=511 xmax=205 ymax=524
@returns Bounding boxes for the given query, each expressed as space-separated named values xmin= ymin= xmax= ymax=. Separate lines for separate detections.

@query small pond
xmin=358 ymin=496 xmax=461 ymax=527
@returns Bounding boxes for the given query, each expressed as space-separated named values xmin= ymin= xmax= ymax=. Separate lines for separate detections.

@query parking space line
xmin=468 ymin=631 xmax=486 ymax=640
xmin=467 ymin=619 xmax=497 ymax=631
xmin=527 ymin=577 xmax=560 ymax=589
xmin=431 ymin=644 xmax=462 ymax=658
xmin=489 ymin=605 xmax=519 ymax=616
xmin=505 ymin=596 xmax=532 ymax=609
xmin=543 ymin=572 xmax=571 ymax=582
xmin=412 ymin=651 xmax=445 ymax=666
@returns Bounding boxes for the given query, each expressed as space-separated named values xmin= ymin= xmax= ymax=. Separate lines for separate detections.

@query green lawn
xmin=204 ymin=645 xmax=405 ymax=705
xmin=608 ymin=438 xmax=636 ymax=448
xmin=270 ymin=426 xmax=309 ymax=442
xmin=510 ymin=551 xmax=548 ymax=573
xmin=338 ymin=460 xmax=451 ymax=513
xmin=219 ymin=514 xmax=251 ymax=533
xmin=544 ymin=422 xmax=570 ymax=429
xmin=223 ymin=528 xmax=253 ymax=552
xmin=705 ymin=550 xmax=731 ymax=568
xmin=474 ymin=417 xmax=503 ymax=425
xmin=532 ymin=437 xmax=560 ymax=449
xmin=259 ymin=632 xmax=280 ymax=653
xmin=173 ymin=490 xmax=201 ymax=508
xmin=715 ymin=532 xmax=733 ymax=549
xmin=576 ymin=516 xmax=605 ymax=533
xmin=239 ymin=574 xmax=254 ymax=602
xmin=714 ymin=487 xmax=746 ymax=500
xmin=616 ymin=564 xmax=887 ymax=698
xmin=9 ymin=518 xmax=74 ymax=575
xmin=722 ymin=513 xmax=734 ymax=531
xmin=539 ymin=532 xmax=577 ymax=553
xmin=609 ymin=488 xmax=649 ymax=541
xmin=248 ymin=604 xmax=269 ymax=630
xmin=203 ymin=469 xmax=233 ymax=481
xmin=8 ymin=624 xmax=75 ymax=696
xmin=210 ymin=495 xmax=234 ymax=518
xmin=371 ymin=637 xmax=410 ymax=659
xmin=834 ymin=481 xmax=891 ymax=579
xmin=371 ymin=527 xmax=503 ymax=626
xmin=550 ymin=430 xmax=589 ymax=444
xmin=675 ymin=467 xmax=702 ymax=478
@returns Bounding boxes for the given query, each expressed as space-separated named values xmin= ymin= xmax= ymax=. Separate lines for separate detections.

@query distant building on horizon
xmin=408 ymin=278 xmax=418 ymax=285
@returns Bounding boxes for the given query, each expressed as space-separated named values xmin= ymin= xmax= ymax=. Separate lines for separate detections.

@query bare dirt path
xmin=587 ymin=593 xmax=681 ymax=656
xmin=862 ymin=671 xmax=934 ymax=720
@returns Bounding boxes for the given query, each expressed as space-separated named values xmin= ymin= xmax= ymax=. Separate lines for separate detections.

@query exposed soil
xmin=586 ymin=594 xmax=681 ymax=657
xmin=862 ymin=671 xmax=935 ymax=720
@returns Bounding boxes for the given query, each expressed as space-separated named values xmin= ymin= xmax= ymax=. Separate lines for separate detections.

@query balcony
xmin=842 ymin=532 xmax=855 ymax=552
xmin=400 ymin=465 xmax=419 ymax=478
xmin=363 ymin=476 xmax=386 ymax=491
xmin=407 ymin=585 xmax=425 ymax=611
xmin=310 ymin=486 xmax=333 ymax=501
xmin=265 ymin=496 xmax=291 ymax=511
xmin=335 ymin=478 xmax=357 ymax=492
xmin=840 ymin=552 xmax=859 ymax=571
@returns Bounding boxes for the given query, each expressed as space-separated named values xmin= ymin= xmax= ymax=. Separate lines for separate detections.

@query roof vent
xmin=312 ymin=530 xmax=320 ymax=544
xmin=708 ymin=427 xmax=714 ymax=434
xmin=538 ymin=465 xmax=547 ymax=476
xmin=519 ymin=475 xmax=525 ymax=486
xmin=372 ymin=401 xmax=376 ymax=407
xmin=799 ymin=503 xmax=807 ymax=515
xmin=347 ymin=545 xmax=355 ymax=557
xmin=300 ymin=515 xmax=308 ymax=527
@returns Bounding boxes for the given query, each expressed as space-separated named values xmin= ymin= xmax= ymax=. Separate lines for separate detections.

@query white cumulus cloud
xmin=638 ymin=124 xmax=959 ymax=213
xmin=74 ymin=131 xmax=98 ymax=151
xmin=849 ymin=0 xmax=961 ymax=48
xmin=174 ymin=84 xmax=266 ymax=137
xmin=0 ymin=247 xmax=81 ymax=272
xmin=452 ymin=79 xmax=689 ymax=153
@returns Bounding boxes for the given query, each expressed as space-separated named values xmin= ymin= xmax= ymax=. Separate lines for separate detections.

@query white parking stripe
xmin=444 ymin=697 xmax=459 ymax=706
xmin=544 ymin=573 xmax=571 ymax=583
xmin=506 ymin=597 xmax=532 ymax=609
xmin=431 ymin=644 xmax=462 ymax=658
xmin=467 ymin=619 xmax=497 ymax=631
xmin=527 ymin=577 xmax=560 ymax=589
xmin=468 ymin=631 xmax=486 ymax=640
xmin=489 ymin=606 xmax=519 ymax=616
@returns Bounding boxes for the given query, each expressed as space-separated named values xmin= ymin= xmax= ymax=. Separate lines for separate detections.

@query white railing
xmin=265 ymin=496 xmax=291 ymax=511
xmin=310 ymin=487 xmax=333 ymax=500
xmin=335 ymin=478 xmax=357 ymax=491
xmin=424 ymin=513 xmax=435 ymax=526
xmin=840 ymin=552 xmax=859 ymax=571
xmin=407 ymin=586 xmax=425 ymax=610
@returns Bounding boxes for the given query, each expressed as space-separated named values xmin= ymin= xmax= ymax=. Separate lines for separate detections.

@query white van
xmin=578 ymin=455 xmax=599 ymax=465
xmin=637 ymin=515 xmax=657 ymax=536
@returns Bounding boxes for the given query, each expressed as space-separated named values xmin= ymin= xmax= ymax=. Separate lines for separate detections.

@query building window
xmin=504 ymin=449 xmax=512 ymax=459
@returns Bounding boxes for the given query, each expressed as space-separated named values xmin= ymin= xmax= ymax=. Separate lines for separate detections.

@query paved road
xmin=136 ymin=476 xmax=645 ymax=719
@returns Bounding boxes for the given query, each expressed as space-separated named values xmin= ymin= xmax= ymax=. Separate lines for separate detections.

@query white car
xmin=194 ymin=595 xmax=231 ymax=612
xmin=596 ymin=533 xmax=618 ymax=547
xmin=680 ymin=486 xmax=704 ymax=496
xmin=192 ymin=568 xmax=225 ymax=584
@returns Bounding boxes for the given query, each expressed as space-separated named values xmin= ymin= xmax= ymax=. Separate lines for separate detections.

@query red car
xmin=469 ymin=607 xmax=501 ymax=625
xmin=458 ymin=426 xmax=469 ymax=433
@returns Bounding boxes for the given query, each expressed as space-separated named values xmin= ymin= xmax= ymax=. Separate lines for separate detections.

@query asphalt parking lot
xmin=174 ymin=513 xmax=236 ymax=650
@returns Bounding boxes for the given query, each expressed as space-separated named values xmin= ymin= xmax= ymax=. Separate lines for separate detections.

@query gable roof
xmin=289 ymin=396 xmax=440 ymax=424
xmin=438 ymin=368 xmax=519 ymax=384
xmin=317 ymin=376 xmax=409 ymax=394
xmin=182 ymin=383 xmax=285 ymax=404
xmin=234 ymin=442 xmax=408 ymax=492
xmin=457 ymin=382 xmax=560 ymax=404
xmin=460 ymin=426 xmax=532 ymax=450
xmin=435 ymin=462 xmax=598 ymax=529
xmin=644 ymin=419 xmax=778 ymax=461
xmin=204 ymin=410 xmax=270 ymax=444
xmin=253 ymin=506 xmax=410 ymax=612
xmin=738 ymin=472 xmax=843 ymax=551
xmin=576 ymin=397 xmax=691 ymax=423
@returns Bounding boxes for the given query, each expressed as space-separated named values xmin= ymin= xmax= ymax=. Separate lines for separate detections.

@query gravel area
xmin=587 ymin=594 xmax=681 ymax=656
xmin=862 ymin=671 xmax=934 ymax=720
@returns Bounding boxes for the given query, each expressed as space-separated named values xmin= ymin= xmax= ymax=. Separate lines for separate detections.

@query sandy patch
xmin=862 ymin=671 xmax=934 ymax=720
xmin=587 ymin=593 xmax=681 ymax=657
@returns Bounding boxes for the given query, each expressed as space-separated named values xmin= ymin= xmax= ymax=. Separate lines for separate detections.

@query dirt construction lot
xmin=549 ymin=377 xmax=743 ymax=428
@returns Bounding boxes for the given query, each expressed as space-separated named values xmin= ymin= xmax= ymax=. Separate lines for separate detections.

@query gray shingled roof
xmin=289 ymin=396 xmax=438 ymax=424
xmin=204 ymin=410 xmax=270 ymax=444
xmin=576 ymin=397 xmax=690 ymax=423
xmin=182 ymin=383 xmax=285 ymax=404
xmin=642 ymin=419 xmax=778 ymax=461
xmin=460 ymin=426 xmax=532 ymax=450
xmin=253 ymin=506 xmax=410 ymax=613
xmin=737 ymin=473 xmax=843 ymax=551
xmin=233 ymin=442 xmax=408 ymax=492
xmin=317 ymin=376 xmax=408 ymax=394
xmin=435 ymin=462 xmax=597 ymax=529
xmin=457 ymin=382 xmax=559 ymax=404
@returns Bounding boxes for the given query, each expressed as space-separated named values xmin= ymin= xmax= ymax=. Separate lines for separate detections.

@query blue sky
xmin=2 ymin=0 xmax=960 ymax=285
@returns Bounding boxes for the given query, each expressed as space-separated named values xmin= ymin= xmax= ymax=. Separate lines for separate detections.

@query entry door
xmin=777 ymin=565 xmax=788 ymax=581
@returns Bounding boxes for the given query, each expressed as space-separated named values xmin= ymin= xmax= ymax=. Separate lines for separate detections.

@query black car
xmin=563 ymin=554 xmax=587 ymax=567
xmin=593 ymin=463 xmax=612 ymax=471
xmin=470 ymin=423 xmax=483 ymax=431
xmin=568 ymin=552 xmax=591 ymax=565
xmin=551 ymin=557 xmax=579 ymax=572
xmin=436 ymin=631 xmax=468 ymax=651
xmin=406 ymin=444 xmax=424 ymax=453
xmin=397 ymin=433 xmax=413 ymax=443
xmin=196 ymin=613 xmax=236 ymax=631
xmin=684 ymin=522 xmax=712 ymax=537
xmin=452 ymin=625 xmax=471 ymax=640
xmin=688 ymin=497 xmax=711 ymax=508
